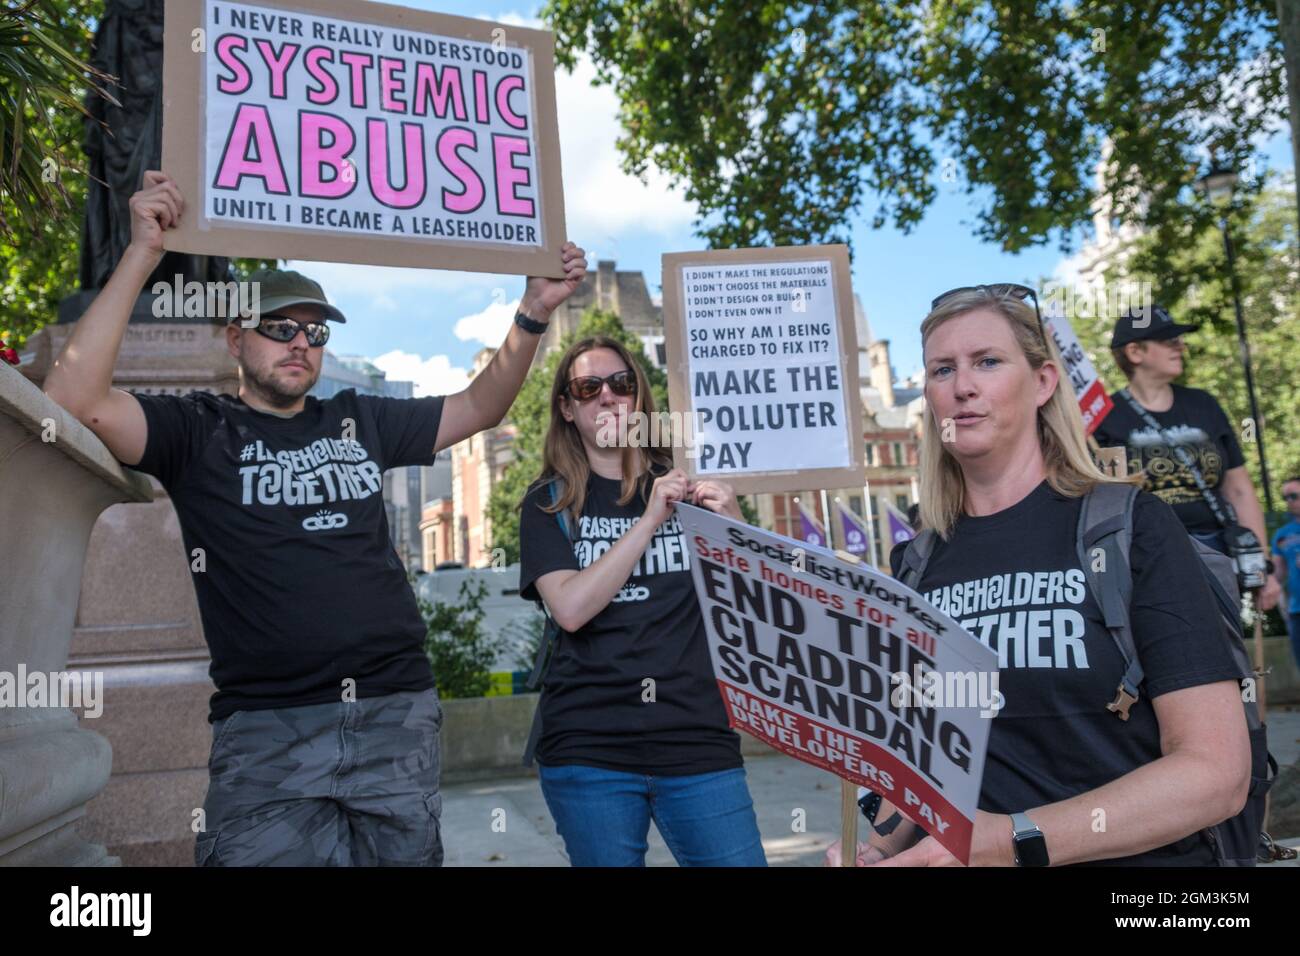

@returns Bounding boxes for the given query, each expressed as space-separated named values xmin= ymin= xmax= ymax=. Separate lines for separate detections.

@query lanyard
xmin=1117 ymin=389 xmax=1233 ymax=529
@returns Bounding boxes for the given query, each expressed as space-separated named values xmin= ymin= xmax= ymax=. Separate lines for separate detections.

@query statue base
xmin=21 ymin=301 xmax=237 ymax=865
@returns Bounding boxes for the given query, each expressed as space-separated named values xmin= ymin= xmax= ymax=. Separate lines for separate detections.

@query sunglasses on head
xmin=252 ymin=314 xmax=330 ymax=348
xmin=930 ymin=283 xmax=1047 ymax=345
xmin=565 ymin=370 xmax=637 ymax=402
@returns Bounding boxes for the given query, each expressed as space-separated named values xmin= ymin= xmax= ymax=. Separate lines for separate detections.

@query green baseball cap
xmin=234 ymin=269 xmax=347 ymax=324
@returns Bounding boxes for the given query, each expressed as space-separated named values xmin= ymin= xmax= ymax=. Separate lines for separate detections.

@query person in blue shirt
xmin=1271 ymin=476 xmax=1300 ymax=668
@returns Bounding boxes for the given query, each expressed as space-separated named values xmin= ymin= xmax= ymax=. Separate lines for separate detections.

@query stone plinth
xmin=19 ymin=317 xmax=235 ymax=866
xmin=21 ymin=314 xmax=238 ymax=397
xmin=0 ymin=361 xmax=152 ymax=865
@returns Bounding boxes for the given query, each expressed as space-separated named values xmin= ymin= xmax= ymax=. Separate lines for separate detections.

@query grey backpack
xmin=898 ymin=482 xmax=1275 ymax=866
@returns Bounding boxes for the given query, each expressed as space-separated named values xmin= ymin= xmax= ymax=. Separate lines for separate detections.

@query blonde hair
xmin=918 ymin=288 xmax=1130 ymax=537
xmin=529 ymin=336 xmax=671 ymax=520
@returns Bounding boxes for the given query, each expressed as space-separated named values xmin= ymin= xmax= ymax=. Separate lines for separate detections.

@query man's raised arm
xmin=434 ymin=241 xmax=588 ymax=452
xmin=43 ymin=170 xmax=184 ymax=466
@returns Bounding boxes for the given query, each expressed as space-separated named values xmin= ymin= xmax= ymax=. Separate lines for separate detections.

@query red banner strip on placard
xmin=1080 ymin=379 xmax=1113 ymax=434
xmin=719 ymin=679 xmax=974 ymax=863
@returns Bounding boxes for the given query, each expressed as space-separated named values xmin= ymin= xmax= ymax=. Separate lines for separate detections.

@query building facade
xmin=538 ymin=258 xmax=666 ymax=365
xmin=419 ymin=451 xmax=455 ymax=569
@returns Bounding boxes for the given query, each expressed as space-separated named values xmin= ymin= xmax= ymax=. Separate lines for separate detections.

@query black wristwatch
xmin=1010 ymin=811 xmax=1049 ymax=867
xmin=1264 ymin=558 xmax=1276 ymax=576
xmin=514 ymin=310 xmax=550 ymax=334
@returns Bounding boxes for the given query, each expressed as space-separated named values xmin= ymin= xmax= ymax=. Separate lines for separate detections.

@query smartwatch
xmin=1010 ymin=811 xmax=1049 ymax=867
xmin=858 ymin=790 xmax=902 ymax=836
xmin=514 ymin=311 xmax=550 ymax=334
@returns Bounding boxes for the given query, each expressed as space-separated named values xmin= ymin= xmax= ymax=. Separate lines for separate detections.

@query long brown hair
xmin=530 ymin=336 xmax=672 ymax=520
xmin=918 ymin=288 xmax=1129 ymax=538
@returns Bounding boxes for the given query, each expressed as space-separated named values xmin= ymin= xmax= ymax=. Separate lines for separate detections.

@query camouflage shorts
xmin=195 ymin=688 xmax=443 ymax=867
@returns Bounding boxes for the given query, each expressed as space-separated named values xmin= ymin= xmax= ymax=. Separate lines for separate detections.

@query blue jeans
xmin=537 ymin=763 xmax=767 ymax=867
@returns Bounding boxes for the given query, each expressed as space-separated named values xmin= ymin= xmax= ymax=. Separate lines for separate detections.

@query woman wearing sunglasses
xmin=516 ymin=335 xmax=766 ymax=867
xmin=827 ymin=285 xmax=1250 ymax=867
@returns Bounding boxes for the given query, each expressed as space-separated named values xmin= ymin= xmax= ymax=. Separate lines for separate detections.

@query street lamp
xmin=1195 ymin=165 xmax=1274 ymax=513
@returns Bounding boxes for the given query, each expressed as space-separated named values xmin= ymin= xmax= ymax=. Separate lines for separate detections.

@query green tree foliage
xmin=1071 ymin=173 xmax=1300 ymax=505
xmin=1 ymin=0 xmax=105 ymax=348
xmin=419 ymin=578 xmax=509 ymax=699
xmin=0 ymin=1 xmax=111 ymax=235
xmin=543 ymin=1 xmax=1286 ymax=266
xmin=1 ymin=1 xmax=273 ymax=349
xmin=487 ymin=308 xmax=668 ymax=564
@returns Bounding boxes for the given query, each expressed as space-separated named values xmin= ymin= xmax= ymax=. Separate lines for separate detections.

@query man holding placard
xmin=43 ymin=170 xmax=588 ymax=866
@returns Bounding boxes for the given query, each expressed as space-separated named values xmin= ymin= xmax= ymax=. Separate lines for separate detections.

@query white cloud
xmin=555 ymin=58 xmax=696 ymax=240
xmin=371 ymin=349 xmax=470 ymax=397
xmin=1051 ymin=249 xmax=1087 ymax=289
xmin=453 ymin=296 xmax=521 ymax=346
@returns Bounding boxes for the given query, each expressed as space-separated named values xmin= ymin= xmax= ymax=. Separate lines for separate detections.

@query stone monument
xmin=16 ymin=0 xmax=243 ymax=864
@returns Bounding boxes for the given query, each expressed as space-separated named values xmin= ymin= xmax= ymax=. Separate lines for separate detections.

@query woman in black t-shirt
xmin=828 ymin=286 xmax=1249 ymax=867
xmin=1091 ymin=305 xmax=1280 ymax=611
xmin=517 ymin=335 xmax=766 ymax=867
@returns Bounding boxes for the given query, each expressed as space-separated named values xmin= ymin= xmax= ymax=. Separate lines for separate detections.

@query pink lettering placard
xmin=162 ymin=0 xmax=567 ymax=276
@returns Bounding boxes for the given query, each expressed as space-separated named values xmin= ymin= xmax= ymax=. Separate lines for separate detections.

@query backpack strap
xmin=898 ymin=529 xmax=939 ymax=590
xmin=1078 ymin=483 xmax=1278 ymax=864
xmin=523 ymin=477 xmax=571 ymax=767
xmin=1076 ymin=482 xmax=1143 ymax=719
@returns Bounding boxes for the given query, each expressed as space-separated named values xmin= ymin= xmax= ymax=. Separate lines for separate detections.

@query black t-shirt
xmin=519 ymin=471 xmax=743 ymax=775
xmin=131 ymin=388 xmax=442 ymax=721
xmin=1092 ymin=385 xmax=1246 ymax=535
xmin=890 ymin=481 xmax=1244 ymax=866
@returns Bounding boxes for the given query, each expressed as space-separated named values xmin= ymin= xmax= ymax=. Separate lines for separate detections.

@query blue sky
xmin=289 ymin=1 xmax=1294 ymax=396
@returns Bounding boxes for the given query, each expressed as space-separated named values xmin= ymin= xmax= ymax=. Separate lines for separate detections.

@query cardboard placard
xmin=662 ymin=245 xmax=864 ymax=495
xmin=162 ymin=0 xmax=567 ymax=276
xmin=1042 ymin=302 xmax=1113 ymax=434
xmin=676 ymin=504 xmax=997 ymax=863
xmin=1093 ymin=445 xmax=1128 ymax=479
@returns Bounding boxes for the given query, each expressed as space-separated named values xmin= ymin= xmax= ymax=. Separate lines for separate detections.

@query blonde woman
xmin=517 ymin=335 xmax=766 ymax=867
xmin=829 ymin=285 xmax=1250 ymax=867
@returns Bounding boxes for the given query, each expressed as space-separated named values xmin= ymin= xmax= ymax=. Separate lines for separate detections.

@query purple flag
xmin=796 ymin=500 xmax=826 ymax=549
xmin=837 ymin=501 xmax=869 ymax=556
xmin=882 ymin=501 xmax=916 ymax=547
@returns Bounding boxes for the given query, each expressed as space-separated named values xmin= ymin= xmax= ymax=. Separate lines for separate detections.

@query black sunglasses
xmin=931 ymin=283 xmax=1047 ymax=345
xmin=1284 ymin=492 xmax=1300 ymax=503
xmin=565 ymin=370 xmax=637 ymax=402
xmin=253 ymin=314 xmax=330 ymax=347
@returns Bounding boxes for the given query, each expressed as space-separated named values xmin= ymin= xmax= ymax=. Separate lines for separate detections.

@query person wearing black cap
xmin=43 ymin=170 xmax=589 ymax=866
xmin=1092 ymin=305 xmax=1280 ymax=612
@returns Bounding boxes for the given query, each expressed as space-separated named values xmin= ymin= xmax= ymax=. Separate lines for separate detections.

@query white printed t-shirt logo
xmin=237 ymin=436 xmax=383 ymax=507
